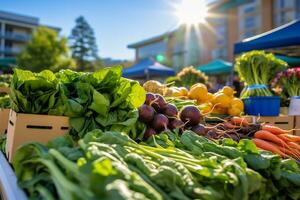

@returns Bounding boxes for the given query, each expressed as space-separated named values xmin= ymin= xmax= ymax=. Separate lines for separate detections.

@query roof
xmin=0 ymin=10 xmax=61 ymax=31
xmin=197 ymin=59 xmax=232 ymax=75
xmin=123 ymin=58 xmax=175 ymax=78
xmin=127 ymin=32 xmax=172 ymax=49
xmin=0 ymin=57 xmax=16 ymax=70
xmin=39 ymin=25 xmax=61 ymax=32
xmin=234 ymin=20 xmax=300 ymax=56
xmin=0 ymin=10 xmax=39 ymax=26
xmin=276 ymin=55 xmax=300 ymax=66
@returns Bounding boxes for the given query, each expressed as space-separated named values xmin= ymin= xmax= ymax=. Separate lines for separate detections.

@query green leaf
xmin=88 ymin=90 xmax=110 ymax=116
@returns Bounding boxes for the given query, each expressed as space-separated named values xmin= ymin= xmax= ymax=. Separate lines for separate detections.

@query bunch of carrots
xmin=253 ymin=124 xmax=300 ymax=160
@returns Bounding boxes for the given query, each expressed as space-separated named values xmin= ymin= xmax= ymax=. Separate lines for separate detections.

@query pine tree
xmin=69 ymin=16 xmax=99 ymax=71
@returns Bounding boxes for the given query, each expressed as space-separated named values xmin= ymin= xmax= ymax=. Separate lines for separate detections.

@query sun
xmin=176 ymin=0 xmax=208 ymax=25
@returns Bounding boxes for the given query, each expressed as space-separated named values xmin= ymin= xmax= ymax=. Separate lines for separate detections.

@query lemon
xmin=228 ymin=106 xmax=242 ymax=116
xmin=206 ymin=92 xmax=214 ymax=102
xmin=230 ymin=98 xmax=244 ymax=111
xmin=222 ymin=86 xmax=235 ymax=97
xmin=179 ymin=87 xmax=188 ymax=96
xmin=188 ymin=84 xmax=208 ymax=100
xmin=212 ymin=93 xmax=231 ymax=108
xmin=199 ymin=102 xmax=213 ymax=114
xmin=212 ymin=106 xmax=227 ymax=114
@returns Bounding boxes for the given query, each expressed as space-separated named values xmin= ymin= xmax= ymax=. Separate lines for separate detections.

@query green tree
xmin=17 ymin=27 xmax=75 ymax=72
xmin=69 ymin=16 xmax=99 ymax=71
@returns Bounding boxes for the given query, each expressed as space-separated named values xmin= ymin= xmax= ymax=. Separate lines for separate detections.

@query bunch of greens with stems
xmin=235 ymin=51 xmax=288 ymax=98
xmin=13 ymin=129 xmax=300 ymax=200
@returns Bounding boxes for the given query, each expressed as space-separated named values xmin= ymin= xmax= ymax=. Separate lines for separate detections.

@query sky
xmin=0 ymin=0 xmax=181 ymax=60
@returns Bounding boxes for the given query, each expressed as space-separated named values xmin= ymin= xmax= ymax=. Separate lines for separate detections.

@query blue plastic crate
xmin=243 ymin=96 xmax=280 ymax=116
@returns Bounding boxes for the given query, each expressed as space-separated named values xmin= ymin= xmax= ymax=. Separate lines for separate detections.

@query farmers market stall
xmin=0 ymin=67 xmax=300 ymax=200
xmin=123 ymin=58 xmax=175 ymax=80
xmin=234 ymin=19 xmax=300 ymax=57
xmin=197 ymin=59 xmax=232 ymax=75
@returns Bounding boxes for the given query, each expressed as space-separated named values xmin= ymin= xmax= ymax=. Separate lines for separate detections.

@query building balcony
xmin=0 ymin=47 xmax=22 ymax=55
xmin=0 ymin=32 xmax=31 ymax=42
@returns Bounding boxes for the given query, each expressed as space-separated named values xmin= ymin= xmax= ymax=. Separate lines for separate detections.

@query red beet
xmin=145 ymin=93 xmax=156 ymax=105
xmin=169 ymin=119 xmax=184 ymax=130
xmin=138 ymin=104 xmax=155 ymax=123
xmin=206 ymin=130 xmax=218 ymax=139
xmin=152 ymin=94 xmax=167 ymax=112
xmin=144 ymin=128 xmax=157 ymax=139
xmin=152 ymin=114 xmax=169 ymax=132
xmin=191 ymin=124 xmax=206 ymax=136
xmin=164 ymin=104 xmax=178 ymax=118
xmin=179 ymin=105 xmax=202 ymax=126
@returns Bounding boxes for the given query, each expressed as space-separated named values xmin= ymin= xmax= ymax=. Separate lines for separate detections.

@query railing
xmin=0 ymin=31 xmax=31 ymax=41
xmin=0 ymin=47 xmax=22 ymax=54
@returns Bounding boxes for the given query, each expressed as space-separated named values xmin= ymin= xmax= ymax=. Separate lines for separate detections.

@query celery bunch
xmin=235 ymin=51 xmax=287 ymax=98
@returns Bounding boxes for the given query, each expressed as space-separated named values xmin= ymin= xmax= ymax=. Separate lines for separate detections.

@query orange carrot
xmin=282 ymin=134 xmax=300 ymax=143
xmin=254 ymin=130 xmax=288 ymax=147
xmin=278 ymin=146 xmax=296 ymax=156
xmin=262 ymin=124 xmax=287 ymax=135
xmin=277 ymin=134 xmax=293 ymax=143
xmin=231 ymin=117 xmax=249 ymax=126
xmin=223 ymin=122 xmax=239 ymax=129
xmin=287 ymin=142 xmax=300 ymax=151
xmin=252 ymin=138 xmax=288 ymax=158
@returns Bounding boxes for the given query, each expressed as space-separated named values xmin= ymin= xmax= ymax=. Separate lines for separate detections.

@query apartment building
xmin=0 ymin=10 xmax=60 ymax=68
xmin=128 ymin=0 xmax=300 ymax=70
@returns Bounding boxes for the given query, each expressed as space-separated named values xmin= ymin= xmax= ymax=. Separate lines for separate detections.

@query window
xmin=244 ymin=17 xmax=256 ymax=28
xmin=238 ymin=0 xmax=261 ymax=38
xmin=138 ymin=40 xmax=167 ymax=59
xmin=244 ymin=6 xmax=256 ymax=13
xmin=243 ymin=30 xmax=256 ymax=39
xmin=273 ymin=0 xmax=297 ymax=27
xmin=297 ymin=0 xmax=300 ymax=18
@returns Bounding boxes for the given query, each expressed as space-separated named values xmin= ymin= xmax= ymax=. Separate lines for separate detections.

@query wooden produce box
xmin=0 ymin=87 xmax=10 ymax=94
xmin=246 ymin=115 xmax=294 ymax=132
xmin=0 ymin=109 xmax=10 ymax=134
xmin=6 ymin=110 xmax=70 ymax=162
xmin=295 ymin=116 xmax=300 ymax=136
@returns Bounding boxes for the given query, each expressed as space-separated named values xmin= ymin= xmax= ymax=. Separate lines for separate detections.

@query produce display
xmin=236 ymin=51 xmax=288 ymax=98
xmin=253 ymin=124 xmax=300 ymax=160
xmin=138 ymin=92 xmax=207 ymax=138
xmin=12 ymin=129 xmax=300 ymax=200
xmin=144 ymin=81 xmax=244 ymax=116
xmin=165 ymin=66 xmax=208 ymax=88
xmin=10 ymin=67 xmax=145 ymax=138
xmin=1 ymin=64 xmax=300 ymax=200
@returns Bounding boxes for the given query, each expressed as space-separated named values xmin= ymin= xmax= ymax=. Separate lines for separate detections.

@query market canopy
xmin=197 ymin=59 xmax=233 ymax=75
xmin=122 ymin=58 xmax=175 ymax=78
xmin=234 ymin=20 xmax=300 ymax=56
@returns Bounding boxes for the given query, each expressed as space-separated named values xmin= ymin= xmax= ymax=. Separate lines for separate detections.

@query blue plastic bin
xmin=243 ymin=96 xmax=280 ymax=116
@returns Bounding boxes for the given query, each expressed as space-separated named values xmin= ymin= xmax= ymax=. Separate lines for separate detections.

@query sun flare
xmin=176 ymin=0 xmax=208 ymax=25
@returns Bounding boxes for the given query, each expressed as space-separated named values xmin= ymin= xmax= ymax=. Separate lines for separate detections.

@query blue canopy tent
xmin=123 ymin=58 xmax=175 ymax=79
xmin=197 ymin=59 xmax=233 ymax=75
xmin=234 ymin=20 xmax=300 ymax=58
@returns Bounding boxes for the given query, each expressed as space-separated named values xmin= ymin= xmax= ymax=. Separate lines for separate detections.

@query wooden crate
xmin=6 ymin=110 xmax=70 ymax=162
xmin=245 ymin=115 xmax=294 ymax=132
xmin=0 ymin=109 xmax=10 ymax=134
xmin=295 ymin=116 xmax=300 ymax=136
